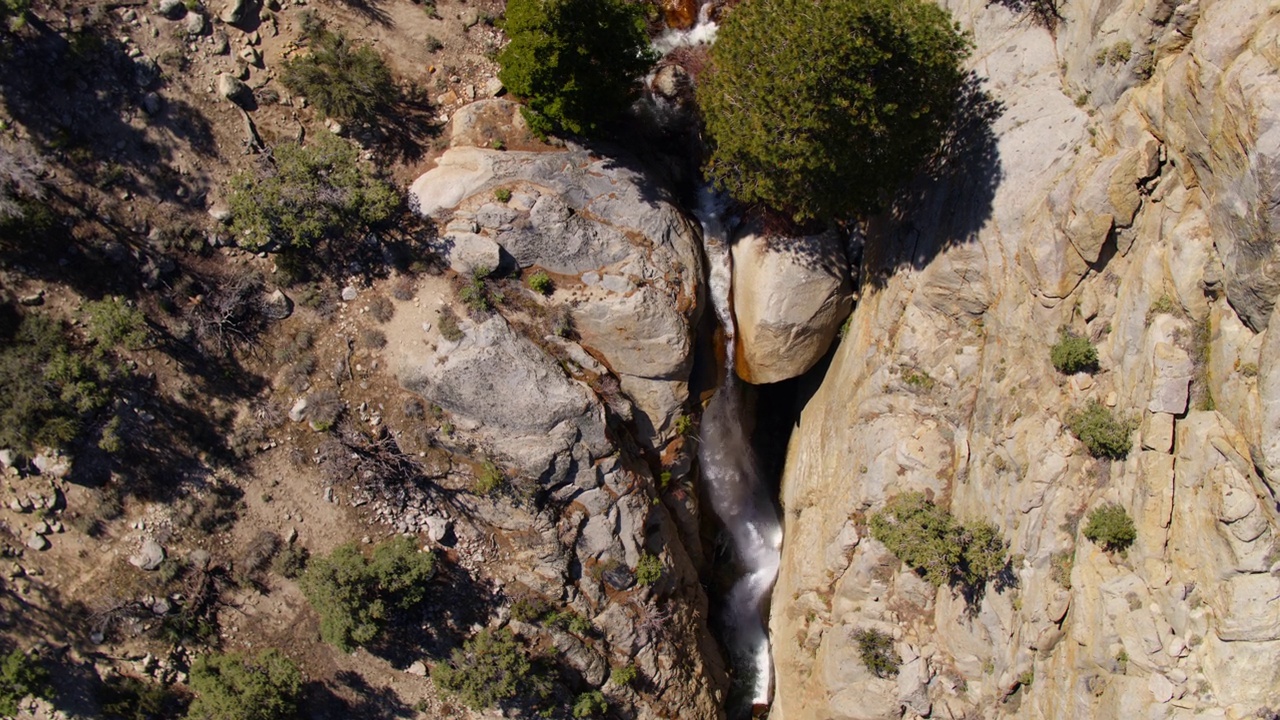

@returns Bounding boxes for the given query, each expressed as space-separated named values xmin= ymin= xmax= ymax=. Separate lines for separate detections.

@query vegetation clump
xmin=869 ymin=491 xmax=1008 ymax=587
xmin=1066 ymin=401 xmax=1134 ymax=458
xmin=433 ymin=628 xmax=553 ymax=711
xmin=187 ymin=650 xmax=301 ymax=720
xmin=853 ymin=628 xmax=900 ymax=679
xmin=85 ymin=298 xmax=149 ymax=351
xmin=497 ymin=0 xmax=656 ymax=137
xmin=228 ymin=134 xmax=400 ymax=251
xmin=281 ymin=23 xmax=397 ymax=125
xmin=697 ymin=0 xmax=970 ymax=221
xmin=634 ymin=552 xmax=663 ymax=586
xmin=572 ymin=690 xmax=608 ymax=717
xmin=527 ymin=271 xmax=552 ymax=295
xmin=0 ymin=649 xmax=50 ymax=717
xmin=0 ymin=312 xmax=114 ymax=453
xmin=1050 ymin=331 xmax=1098 ymax=374
xmin=300 ymin=536 xmax=436 ymax=652
xmin=1082 ymin=503 xmax=1136 ymax=552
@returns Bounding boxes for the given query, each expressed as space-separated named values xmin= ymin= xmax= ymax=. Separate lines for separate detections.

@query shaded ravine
xmin=693 ymin=188 xmax=783 ymax=715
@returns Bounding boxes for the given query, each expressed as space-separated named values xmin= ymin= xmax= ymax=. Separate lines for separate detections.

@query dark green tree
xmin=697 ymin=0 xmax=970 ymax=221
xmin=0 ymin=312 xmax=114 ymax=454
xmin=281 ymin=25 xmax=397 ymax=125
xmin=227 ymin=133 xmax=400 ymax=251
xmin=0 ymin=649 xmax=51 ymax=717
xmin=497 ymin=0 xmax=657 ymax=137
xmin=299 ymin=536 xmax=436 ymax=652
xmin=187 ymin=650 xmax=301 ymax=720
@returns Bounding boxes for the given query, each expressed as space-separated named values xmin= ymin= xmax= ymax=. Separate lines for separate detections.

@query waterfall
xmin=653 ymin=1 xmax=719 ymax=54
xmin=694 ymin=187 xmax=783 ymax=712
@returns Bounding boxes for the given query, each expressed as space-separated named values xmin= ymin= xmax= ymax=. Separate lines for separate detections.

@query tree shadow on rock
xmin=861 ymin=73 xmax=1004 ymax=291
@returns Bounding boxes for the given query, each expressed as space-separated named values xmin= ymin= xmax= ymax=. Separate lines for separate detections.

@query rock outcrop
xmin=731 ymin=227 xmax=852 ymax=384
xmin=770 ymin=0 xmax=1280 ymax=718
xmin=410 ymin=100 xmax=703 ymax=442
xmin=398 ymin=100 xmax=724 ymax=720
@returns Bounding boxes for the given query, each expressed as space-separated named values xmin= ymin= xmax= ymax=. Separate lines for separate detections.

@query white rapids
xmin=693 ymin=187 xmax=783 ymax=710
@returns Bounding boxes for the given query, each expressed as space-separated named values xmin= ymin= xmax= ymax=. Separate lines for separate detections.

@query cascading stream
xmin=693 ymin=187 xmax=783 ymax=711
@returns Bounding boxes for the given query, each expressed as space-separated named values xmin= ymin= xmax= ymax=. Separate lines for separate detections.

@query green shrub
xmin=869 ymin=492 xmax=1007 ymax=587
xmin=609 ymin=664 xmax=637 ymax=686
xmin=697 ymin=0 xmax=970 ymax=221
xmin=1066 ymin=401 xmax=1134 ymax=458
xmin=433 ymin=628 xmax=552 ymax=710
xmin=187 ymin=650 xmax=301 ymax=720
xmin=853 ymin=628 xmax=900 ymax=678
xmin=634 ymin=552 xmax=662 ymax=586
xmin=299 ymin=536 xmax=436 ymax=651
xmin=494 ymin=187 xmax=513 ymax=203
xmin=497 ymin=0 xmax=656 ymax=137
xmin=475 ymin=460 xmax=504 ymax=495
xmin=0 ymin=649 xmax=50 ymax=717
xmin=1050 ymin=331 xmax=1098 ymax=374
xmin=459 ymin=267 xmax=495 ymax=313
xmin=281 ymin=25 xmax=397 ymax=124
xmin=0 ymin=312 xmax=114 ymax=453
xmin=572 ymin=690 xmax=608 ymax=717
xmin=85 ymin=298 xmax=149 ymax=351
xmin=527 ymin=271 xmax=552 ymax=295
xmin=228 ymin=133 xmax=400 ymax=251
xmin=1082 ymin=503 xmax=1136 ymax=552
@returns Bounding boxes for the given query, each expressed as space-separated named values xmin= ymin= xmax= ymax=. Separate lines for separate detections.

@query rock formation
xmin=400 ymin=99 xmax=725 ymax=720
xmin=769 ymin=0 xmax=1280 ymax=717
xmin=731 ymin=227 xmax=852 ymax=384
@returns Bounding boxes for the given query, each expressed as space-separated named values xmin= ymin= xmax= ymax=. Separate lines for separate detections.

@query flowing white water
xmin=652 ymin=1 xmax=719 ymax=54
xmin=694 ymin=187 xmax=783 ymax=710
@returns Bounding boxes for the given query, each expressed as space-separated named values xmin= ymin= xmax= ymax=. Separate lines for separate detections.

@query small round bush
xmin=853 ymin=628 xmax=900 ymax=679
xmin=527 ymin=271 xmax=553 ymax=295
xmin=634 ymin=552 xmax=662 ymax=586
xmin=1067 ymin=401 xmax=1135 ymax=458
xmin=1082 ymin=503 xmax=1136 ymax=552
xmin=1051 ymin=332 xmax=1099 ymax=374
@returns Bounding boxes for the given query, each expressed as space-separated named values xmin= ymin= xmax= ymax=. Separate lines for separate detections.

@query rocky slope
xmin=769 ymin=0 xmax=1280 ymax=717
xmin=396 ymin=99 xmax=725 ymax=719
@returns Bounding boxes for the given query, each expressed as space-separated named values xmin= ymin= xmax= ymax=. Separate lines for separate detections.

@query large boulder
xmin=408 ymin=100 xmax=703 ymax=440
xmin=731 ymin=228 xmax=852 ymax=384
xmin=395 ymin=315 xmax=608 ymax=476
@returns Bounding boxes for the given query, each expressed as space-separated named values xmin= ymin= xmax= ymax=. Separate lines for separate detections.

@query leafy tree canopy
xmin=228 ymin=133 xmax=400 ymax=251
xmin=497 ymin=0 xmax=657 ymax=137
xmin=697 ymin=0 xmax=970 ymax=221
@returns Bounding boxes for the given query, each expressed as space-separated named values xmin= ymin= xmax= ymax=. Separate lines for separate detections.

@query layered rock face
xmin=771 ymin=0 xmax=1280 ymax=718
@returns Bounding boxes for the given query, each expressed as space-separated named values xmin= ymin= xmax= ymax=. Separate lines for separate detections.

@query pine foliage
xmin=698 ymin=0 xmax=970 ymax=221
xmin=497 ymin=0 xmax=656 ymax=137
